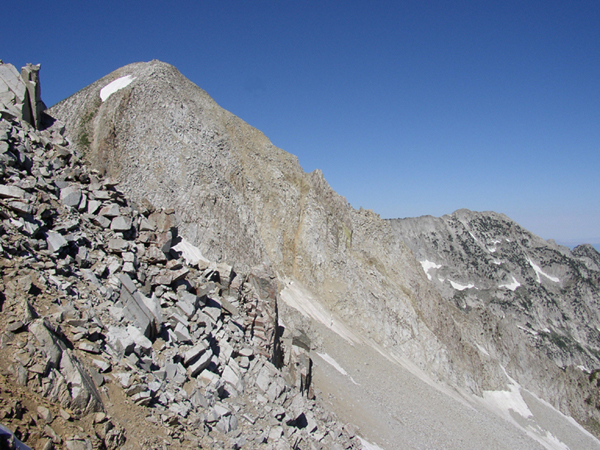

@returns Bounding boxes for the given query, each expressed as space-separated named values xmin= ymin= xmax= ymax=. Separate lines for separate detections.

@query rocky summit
xmin=1 ymin=59 xmax=600 ymax=449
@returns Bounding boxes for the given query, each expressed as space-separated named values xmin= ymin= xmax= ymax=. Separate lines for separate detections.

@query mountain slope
xmin=48 ymin=60 xmax=600 ymax=441
xmin=48 ymin=61 xmax=472 ymax=387
xmin=387 ymin=209 xmax=600 ymax=371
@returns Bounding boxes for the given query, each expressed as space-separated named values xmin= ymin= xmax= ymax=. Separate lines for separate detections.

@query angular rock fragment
xmin=110 ymin=216 xmax=132 ymax=232
xmin=0 ymin=182 xmax=28 ymax=199
xmin=183 ymin=341 xmax=209 ymax=366
xmin=60 ymin=185 xmax=82 ymax=208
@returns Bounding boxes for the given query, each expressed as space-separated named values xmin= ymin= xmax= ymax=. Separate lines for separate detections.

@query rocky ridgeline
xmin=387 ymin=210 xmax=600 ymax=372
xmin=45 ymin=59 xmax=600 ymax=439
xmin=0 ymin=64 xmax=360 ymax=449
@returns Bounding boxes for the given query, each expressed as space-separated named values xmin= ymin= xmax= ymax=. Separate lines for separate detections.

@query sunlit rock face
xmin=388 ymin=209 xmax=600 ymax=372
xmin=49 ymin=60 xmax=600 ymax=437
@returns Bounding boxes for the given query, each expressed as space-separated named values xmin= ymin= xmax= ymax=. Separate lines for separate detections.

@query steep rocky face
xmin=47 ymin=60 xmax=600 ymax=437
xmin=387 ymin=209 xmax=600 ymax=371
xmin=0 ymin=61 xmax=46 ymax=129
xmin=0 ymin=80 xmax=362 ymax=449
xmin=48 ymin=61 xmax=478 ymax=388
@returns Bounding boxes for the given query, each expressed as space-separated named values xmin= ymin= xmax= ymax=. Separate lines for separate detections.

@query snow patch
xmin=480 ymin=368 xmax=578 ymax=450
xmin=528 ymin=259 xmax=560 ymax=283
xmin=316 ymin=352 xmax=360 ymax=385
xmin=317 ymin=352 xmax=348 ymax=376
xmin=100 ymin=75 xmax=136 ymax=101
xmin=475 ymin=343 xmax=489 ymax=356
xmin=483 ymin=381 xmax=533 ymax=419
xmin=499 ymin=275 xmax=520 ymax=291
xmin=419 ymin=260 xmax=441 ymax=281
xmin=281 ymin=280 xmax=361 ymax=345
xmin=449 ymin=280 xmax=474 ymax=291
xmin=171 ymin=238 xmax=210 ymax=267
xmin=517 ymin=325 xmax=538 ymax=335
xmin=358 ymin=436 xmax=385 ymax=450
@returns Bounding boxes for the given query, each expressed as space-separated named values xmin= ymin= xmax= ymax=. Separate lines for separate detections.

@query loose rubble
xmin=0 ymin=64 xmax=361 ymax=449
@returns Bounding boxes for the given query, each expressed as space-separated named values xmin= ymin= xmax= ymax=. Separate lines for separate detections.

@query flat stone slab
xmin=46 ymin=231 xmax=68 ymax=253
xmin=111 ymin=216 xmax=132 ymax=231
xmin=0 ymin=184 xmax=26 ymax=199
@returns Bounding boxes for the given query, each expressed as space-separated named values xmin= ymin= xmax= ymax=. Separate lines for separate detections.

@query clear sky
xmin=3 ymin=1 xmax=599 ymax=246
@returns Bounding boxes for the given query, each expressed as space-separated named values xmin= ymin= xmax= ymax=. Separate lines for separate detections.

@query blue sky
xmin=3 ymin=1 xmax=599 ymax=246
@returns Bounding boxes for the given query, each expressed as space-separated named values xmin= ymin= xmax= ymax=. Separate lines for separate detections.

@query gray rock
xmin=60 ymin=185 xmax=82 ymax=207
xmin=165 ymin=363 xmax=187 ymax=385
xmin=183 ymin=341 xmax=209 ymax=366
xmin=0 ymin=184 xmax=27 ymax=199
xmin=108 ymin=238 xmax=128 ymax=252
xmin=119 ymin=273 xmax=157 ymax=337
xmin=46 ymin=231 xmax=68 ymax=253
xmin=256 ymin=365 xmax=274 ymax=393
xmin=221 ymin=364 xmax=243 ymax=394
xmin=126 ymin=324 xmax=153 ymax=354
xmin=188 ymin=351 xmax=212 ymax=377
xmin=98 ymin=203 xmax=120 ymax=217
xmin=8 ymin=201 xmax=33 ymax=215
xmin=110 ymin=216 xmax=132 ymax=231
xmin=144 ymin=246 xmax=167 ymax=263
xmin=173 ymin=322 xmax=192 ymax=343
xmin=87 ymin=199 xmax=102 ymax=215
xmin=89 ymin=214 xmax=111 ymax=228
xmin=107 ymin=326 xmax=135 ymax=356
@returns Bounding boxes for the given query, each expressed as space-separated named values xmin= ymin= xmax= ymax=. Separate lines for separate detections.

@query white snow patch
xmin=481 ymin=368 xmax=575 ymax=450
xmin=316 ymin=352 xmax=360 ymax=385
xmin=488 ymin=246 xmax=497 ymax=253
xmin=528 ymin=259 xmax=560 ymax=283
xmin=475 ymin=343 xmax=489 ymax=356
xmin=280 ymin=280 xmax=361 ymax=345
xmin=171 ymin=238 xmax=210 ymax=267
xmin=100 ymin=75 xmax=136 ymax=101
xmin=419 ymin=260 xmax=441 ymax=281
xmin=317 ymin=352 xmax=348 ymax=376
xmin=358 ymin=436 xmax=385 ymax=450
xmin=499 ymin=275 xmax=520 ymax=291
xmin=517 ymin=325 xmax=538 ymax=335
xmin=492 ymin=259 xmax=502 ymax=265
xmin=484 ymin=382 xmax=533 ymax=419
xmin=449 ymin=280 xmax=474 ymax=291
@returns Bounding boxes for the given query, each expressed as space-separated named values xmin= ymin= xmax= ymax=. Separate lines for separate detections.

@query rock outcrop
xmin=388 ymin=209 xmax=600 ymax=371
xmin=0 ymin=61 xmax=46 ymax=129
xmin=48 ymin=60 xmax=501 ymax=393
xmin=0 ymin=65 xmax=360 ymax=449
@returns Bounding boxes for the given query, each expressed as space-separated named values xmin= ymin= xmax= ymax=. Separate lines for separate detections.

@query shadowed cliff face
xmin=48 ymin=61 xmax=600 ymax=434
